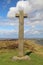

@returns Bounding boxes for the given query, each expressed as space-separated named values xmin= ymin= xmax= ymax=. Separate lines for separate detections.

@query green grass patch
xmin=0 ymin=49 xmax=43 ymax=65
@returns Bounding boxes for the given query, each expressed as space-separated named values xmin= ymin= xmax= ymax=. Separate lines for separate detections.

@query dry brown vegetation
xmin=0 ymin=39 xmax=43 ymax=56
xmin=24 ymin=40 xmax=43 ymax=56
xmin=0 ymin=40 xmax=19 ymax=49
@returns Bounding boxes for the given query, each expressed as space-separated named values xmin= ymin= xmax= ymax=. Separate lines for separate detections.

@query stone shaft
xmin=19 ymin=10 xmax=24 ymax=57
xmin=16 ymin=10 xmax=27 ymax=57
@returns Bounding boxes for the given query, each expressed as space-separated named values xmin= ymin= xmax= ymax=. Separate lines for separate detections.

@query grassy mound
xmin=0 ymin=39 xmax=43 ymax=65
xmin=0 ymin=49 xmax=43 ymax=65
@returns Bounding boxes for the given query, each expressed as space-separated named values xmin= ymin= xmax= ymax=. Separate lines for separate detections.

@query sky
xmin=0 ymin=0 xmax=43 ymax=39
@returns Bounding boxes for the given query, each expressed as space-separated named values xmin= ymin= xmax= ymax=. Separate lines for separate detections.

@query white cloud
xmin=6 ymin=0 xmax=43 ymax=36
xmin=0 ymin=28 xmax=42 ymax=35
xmin=25 ymin=20 xmax=40 ymax=26
xmin=7 ymin=1 xmax=32 ymax=18
xmin=29 ymin=0 xmax=43 ymax=10
xmin=25 ymin=29 xmax=40 ymax=35
xmin=16 ymin=1 xmax=31 ymax=14
xmin=0 ymin=21 xmax=18 ymax=26
xmin=7 ymin=0 xmax=43 ymax=20
xmin=7 ymin=7 xmax=19 ymax=18
xmin=29 ymin=12 xmax=43 ymax=21
xmin=0 ymin=29 xmax=18 ymax=35
xmin=32 ymin=30 xmax=40 ymax=34
xmin=0 ymin=18 xmax=19 ymax=26
xmin=27 ymin=0 xmax=43 ymax=21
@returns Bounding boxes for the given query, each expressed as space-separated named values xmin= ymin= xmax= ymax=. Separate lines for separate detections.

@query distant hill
xmin=0 ymin=38 xmax=43 ymax=45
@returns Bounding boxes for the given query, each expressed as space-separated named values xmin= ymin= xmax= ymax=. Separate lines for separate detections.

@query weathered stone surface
xmin=12 ymin=56 xmax=30 ymax=61
xmin=15 ymin=10 xmax=27 ymax=57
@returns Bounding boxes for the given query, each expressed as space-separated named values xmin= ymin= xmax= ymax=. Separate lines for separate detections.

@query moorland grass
xmin=0 ymin=49 xmax=43 ymax=65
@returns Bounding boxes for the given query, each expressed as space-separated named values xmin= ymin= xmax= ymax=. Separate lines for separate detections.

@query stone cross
xmin=16 ymin=10 xmax=27 ymax=57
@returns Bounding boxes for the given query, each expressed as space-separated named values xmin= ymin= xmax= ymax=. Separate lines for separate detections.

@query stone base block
xmin=12 ymin=55 xmax=30 ymax=61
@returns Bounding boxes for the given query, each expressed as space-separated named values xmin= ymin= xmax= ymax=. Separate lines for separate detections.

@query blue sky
xmin=0 ymin=0 xmax=43 ymax=39
xmin=0 ymin=0 xmax=18 ymax=17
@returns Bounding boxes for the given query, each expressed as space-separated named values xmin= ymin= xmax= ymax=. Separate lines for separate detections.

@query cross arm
xmin=16 ymin=13 xmax=27 ymax=18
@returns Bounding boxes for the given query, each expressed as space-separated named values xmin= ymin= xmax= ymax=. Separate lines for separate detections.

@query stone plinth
xmin=12 ymin=56 xmax=30 ymax=61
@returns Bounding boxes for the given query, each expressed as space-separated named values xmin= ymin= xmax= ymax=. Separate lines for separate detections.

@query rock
xmin=12 ymin=55 xmax=30 ymax=61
